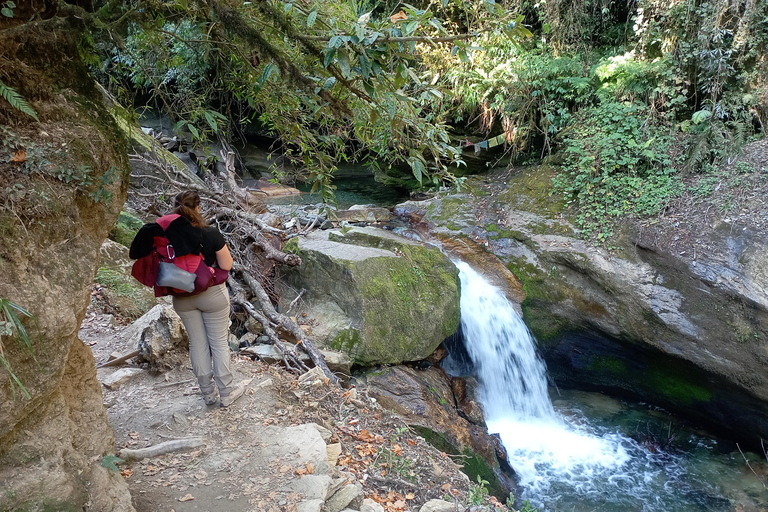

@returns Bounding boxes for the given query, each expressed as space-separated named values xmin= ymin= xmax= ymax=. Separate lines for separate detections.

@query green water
xmin=257 ymin=176 xmax=410 ymax=210
xmin=541 ymin=389 xmax=768 ymax=512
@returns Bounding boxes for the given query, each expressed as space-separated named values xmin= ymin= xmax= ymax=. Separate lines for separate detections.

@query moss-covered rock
xmin=278 ymin=227 xmax=460 ymax=365
xmin=109 ymin=211 xmax=144 ymax=248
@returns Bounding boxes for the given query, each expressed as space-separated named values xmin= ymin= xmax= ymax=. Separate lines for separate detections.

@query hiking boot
xmin=202 ymin=390 xmax=218 ymax=406
xmin=220 ymin=379 xmax=251 ymax=408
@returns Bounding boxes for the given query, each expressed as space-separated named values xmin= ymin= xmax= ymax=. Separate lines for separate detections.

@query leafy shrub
xmin=553 ymin=101 xmax=682 ymax=238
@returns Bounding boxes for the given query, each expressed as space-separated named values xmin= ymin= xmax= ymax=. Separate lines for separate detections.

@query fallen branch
xmin=97 ymin=350 xmax=140 ymax=369
xmin=118 ymin=438 xmax=204 ymax=461
xmin=228 ymin=279 xmax=310 ymax=374
xmin=212 ymin=206 xmax=286 ymax=237
xmin=153 ymin=378 xmax=194 ymax=389
xmin=287 ymin=288 xmax=306 ymax=312
xmin=232 ymin=264 xmax=338 ymax=385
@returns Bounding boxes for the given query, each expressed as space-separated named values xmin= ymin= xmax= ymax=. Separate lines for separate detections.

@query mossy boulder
xmin=95 ymin=240 xmax=157 ymax=320
xmin=277 ymin=227 xmax=460 ymax=365
xmin=109 ymin=210 xmax=144 ymax=248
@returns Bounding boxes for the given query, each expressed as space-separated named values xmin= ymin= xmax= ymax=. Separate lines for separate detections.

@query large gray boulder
xmin=278 ymin=227 xmax=460 ymax=365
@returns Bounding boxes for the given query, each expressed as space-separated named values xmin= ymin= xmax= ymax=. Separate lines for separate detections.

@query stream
xmin=452 ymin=261 xmax=768 ymax=512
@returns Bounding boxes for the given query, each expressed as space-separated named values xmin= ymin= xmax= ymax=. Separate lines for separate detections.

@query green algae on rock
xmin=278 ymin=227 xmax=460 ymax=365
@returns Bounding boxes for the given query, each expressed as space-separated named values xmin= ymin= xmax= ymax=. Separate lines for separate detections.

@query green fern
xmin=0 ymin=298 xmax=37 ymax=399
xmin=0 ymin=80 xmax=39 ymax=121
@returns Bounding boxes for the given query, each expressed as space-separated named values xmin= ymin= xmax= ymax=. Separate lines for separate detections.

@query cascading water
xmin=454 ymin=260 xmax=765 ymax=511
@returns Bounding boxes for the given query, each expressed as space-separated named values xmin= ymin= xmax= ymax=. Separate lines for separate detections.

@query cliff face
xmin=398 ymin=158 xmax=768 ymax=445
xmin=0 ymin=9 xmax=134 ymax=510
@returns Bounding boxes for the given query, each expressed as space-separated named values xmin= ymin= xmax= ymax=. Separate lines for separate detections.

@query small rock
xmin=239 ymin=332 xmax=258 ymax=347
xmin=298 ymin=367 xmax=328 ymax=388
xmin=254 ymin=378 xmax=273 ymax=390
xmin=229 ymin=333 xmax=240 ymax=352
xmin=311 ymin=423 xmax=333 ymax=442
xmin=100 ymin=368 xmax=143 ymax=390
xmin=360 ymin=499 xmax=386 ymax=512
xmin=326 ymin=443 xmax=342 ymax=466
xmin=245 ymin=316 xmax=264 ymax=334
xmin=173 ymin=412 xmax=188 ymax=426
xmin=419 ymin=500 xmax=465 ymax=512
xmin=296 ymin=499 xmax=324 ymax=512
xmin=325 ymin=482 xmax=363 ymax=512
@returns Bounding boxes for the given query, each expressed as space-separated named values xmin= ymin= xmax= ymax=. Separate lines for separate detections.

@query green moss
xmin=95 ymin=266 xmax=156 ymax=319
xmin=499 ymin=164 xmax=567 ymax=218
xmin=589 ymin=355 xmax=628 ymax=376
xmin=649 ymin=371 xmax=712 ymax=405
xmin=485 ymin=223 xmax=531 ymax=241
xmin=351 ymin=244 xmax=460 ymax=364
xmin=109 ymin=211 xmax=144 ymax=248
xmin=330 ymin=327 xmax=361 ymax=353
xmin=283 ymin=237 xmax=299 ymax=254
xmin=427 ymin=197 xmax=475 ymax=227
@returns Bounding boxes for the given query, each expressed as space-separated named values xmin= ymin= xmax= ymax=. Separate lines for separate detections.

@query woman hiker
xmin=129 ymin=190 xmax=248 ymax=407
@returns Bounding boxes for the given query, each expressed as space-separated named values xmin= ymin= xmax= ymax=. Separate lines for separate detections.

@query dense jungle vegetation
xmin=3 ymin=0 xmax=767 ymax=237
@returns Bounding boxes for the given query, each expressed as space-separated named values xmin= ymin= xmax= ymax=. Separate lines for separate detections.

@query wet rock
xmin=364 ymin=366 xmax=517 ymax=498
xmin=277 ymin=227 xmax=460 ymax=365
xmin=451 ymin=377 xmax=485 ymax=426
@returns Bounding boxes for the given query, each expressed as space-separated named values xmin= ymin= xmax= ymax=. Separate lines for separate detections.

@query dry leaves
xmin=369 ymin=490 xmax=413 ymax=511
xmin=10 ymin=150 xmax=26 ymax=163
xmin=294 ymin=462 xmax=315 ymax=476
xmin=119 ymin=468 xmax=134 ymax=478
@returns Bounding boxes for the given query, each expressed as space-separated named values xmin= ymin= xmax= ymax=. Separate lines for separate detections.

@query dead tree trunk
xmin=232 ymin=264 xmax=339 ymax=385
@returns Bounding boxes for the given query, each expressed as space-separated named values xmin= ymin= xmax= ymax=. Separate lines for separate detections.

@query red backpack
xmin=131 ymin=214 xmax=227 ymax=297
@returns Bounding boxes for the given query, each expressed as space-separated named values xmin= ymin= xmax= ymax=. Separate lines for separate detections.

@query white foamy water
xmin=456 ymin=261 xmax=639 ymax=503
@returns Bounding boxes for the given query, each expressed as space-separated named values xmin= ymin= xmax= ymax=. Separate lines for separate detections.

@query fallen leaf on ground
xmin=120 ymin=468 xmax=134 ymax=478
xmin=178 ymin=494 xmax=194 ymax=502
xmin=10 ymin=150 xmax=26 ymax=162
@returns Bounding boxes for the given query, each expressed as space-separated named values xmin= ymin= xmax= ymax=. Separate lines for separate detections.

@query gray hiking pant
xmin=172 ymin=284 xmax=235 ymax=397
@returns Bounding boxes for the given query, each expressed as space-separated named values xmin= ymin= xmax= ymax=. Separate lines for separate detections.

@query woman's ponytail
xmin=173 ymin=190 xmax=208 ymax=228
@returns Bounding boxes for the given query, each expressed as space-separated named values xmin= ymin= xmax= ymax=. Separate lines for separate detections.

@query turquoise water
xmin=258 ymin=176 xmax=410 ymax=210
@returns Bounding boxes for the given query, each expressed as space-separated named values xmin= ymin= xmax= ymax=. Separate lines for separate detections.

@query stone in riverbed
xmin=277 ymin=227 xmax=460 ymax=366
xmin=333 ymin=206 xmax=391 ymax=223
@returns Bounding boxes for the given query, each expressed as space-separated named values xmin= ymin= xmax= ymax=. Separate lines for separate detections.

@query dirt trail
xmin=80 ymin=305 xmax=477 ymax=512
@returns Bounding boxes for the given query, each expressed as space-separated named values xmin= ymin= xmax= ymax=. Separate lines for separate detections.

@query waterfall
xmin=455 ymin=261 xmax=633 ymax=503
